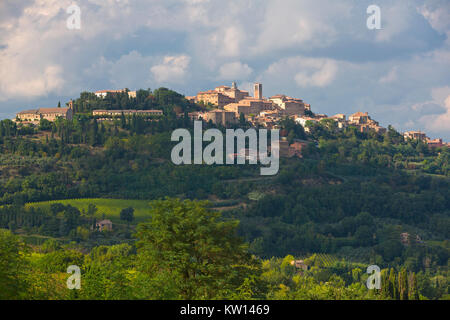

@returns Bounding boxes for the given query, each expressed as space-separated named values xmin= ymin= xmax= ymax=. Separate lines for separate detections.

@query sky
xmin=0 ymin=0 xmax=449 ymax=140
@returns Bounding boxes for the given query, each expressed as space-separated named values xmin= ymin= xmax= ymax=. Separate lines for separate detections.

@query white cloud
xmin=251 ymin=0 xmax=350 ymax=54
xmin=379 ymin=66 xmax=398 ymax=84
xmin=375 ymin=3 xmax=415 ymax=42
xmin=84 ymin=51 xmax=157 ymax=90
xmin=218 ymin=61 xmax=252 ymax=80
xmin=418 ymin=0 xmax=450 ymax=36
xmin=295 ymin=59 xmax=338 ymax=88
xmin=151 ymin=55 xmax=191 ymax=84
xmin=264 ymin=56 xmax=338 ymax=88
xmin=419 ymin=86 xmax=450 ymax=133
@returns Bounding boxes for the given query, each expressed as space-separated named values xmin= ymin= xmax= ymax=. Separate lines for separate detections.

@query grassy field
xmin=26 ymin=198 xmax=152 ymax=223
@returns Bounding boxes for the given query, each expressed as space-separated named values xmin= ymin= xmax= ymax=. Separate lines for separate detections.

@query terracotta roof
xmin=17 ymin=109 xmax=39 ymax=114
xmin=97 ymin=219 xmax=112 ymax=225
xmin=38 ymin=107 xmax=69 ymax=114
xmin=350 ymin=111 xmax=368 ymax=117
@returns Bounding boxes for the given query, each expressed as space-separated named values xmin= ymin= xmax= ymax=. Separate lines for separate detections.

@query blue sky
xmin=1 ymin=0 xmax=449 ymax=139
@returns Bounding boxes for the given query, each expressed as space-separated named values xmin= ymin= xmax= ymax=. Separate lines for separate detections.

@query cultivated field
xmin=26 ymin=198 xmax=152 ymax=223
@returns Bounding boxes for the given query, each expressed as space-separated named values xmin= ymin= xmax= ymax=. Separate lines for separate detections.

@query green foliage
xmin=0 ymin=229 xmax=29 ymax=299
xmin=134 ymin=198 xmax=258 ymax=299
xmin=120 ymin=207 xmax=134 ymax=224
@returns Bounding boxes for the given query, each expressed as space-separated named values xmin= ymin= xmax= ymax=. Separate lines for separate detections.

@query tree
xmin=120 ymin=207 xmax=134 ymax=226
xmin=134 ymin=198 xmax=258 ymax=299
xmin=0 ymin=229 xmax=28 ymax=299
xmin=398 ymin=268 xmax=409 ymax=300
xmin=380 ymin=268 xmax=391 ymax=299
xmin=239 ymin=112 xmax=246 ymax=126
xmin=408 ymin=272 xmax=419 ymax=300
xmin=388 ymin=268 xmax=398 ymax=300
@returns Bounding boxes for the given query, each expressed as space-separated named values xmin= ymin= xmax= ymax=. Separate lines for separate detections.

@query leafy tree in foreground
xmin=0 ymin=229 xmax=28 ymax=299
xmin=134 ymin=198 xmax=258 ymax=299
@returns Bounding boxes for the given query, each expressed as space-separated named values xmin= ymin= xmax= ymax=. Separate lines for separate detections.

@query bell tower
xmin=254 ymin=83 xmax=262 ymax=100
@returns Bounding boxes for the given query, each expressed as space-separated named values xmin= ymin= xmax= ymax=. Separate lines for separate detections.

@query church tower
xmin=254 ymin=83 xmax=262 ymax=100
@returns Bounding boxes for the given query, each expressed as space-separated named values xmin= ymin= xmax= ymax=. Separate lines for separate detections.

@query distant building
xmin=95 ymin=89 xmax=136 ymax=99
xmin=224 ymin=97 xmax=274 ymax=116
xmin=331 ymin=114 xmax=346 ymax=121
xmin=269 ymin=95 xmax=308 ymax=116
xmin=295 ymin=117 xmax=318 ymax=132
xmin=195 ymin=82 xmax=250 ymax=108
xmin=92 ymin=109 xmax=163 ymax=117
xmin=290 ymin=260 xmax=308 ymax=271
xmin=96 ymin=219 xmax=113 ymax=232
xmin=347 ymin=111 xmax=386 ymax=134
xmin=16 ymin=109 xmax=41 ymax=122
xmin=205 ymin=109 xmax=237 ymax=126
xmin=16 ymin=104 xmax=73 ymax=123
xmin=404 ymin=131 xmax=427 ymax=141
xmin=279 ymin=138 xmax=306 ymax=158
xmin=330 ymin=114 xmax=347 ymax=129
xmin=427 ymin=138 xmax=444 ymax=148
xmin=349 ymin=111 xmax=369 ymax=125
xmin=400 ymin=232 xmax=410 ymax=245
xmin=254 ymin=83 xmax=263 ymax=100
xmin=196 ymin=90 xmax=236 ymax=108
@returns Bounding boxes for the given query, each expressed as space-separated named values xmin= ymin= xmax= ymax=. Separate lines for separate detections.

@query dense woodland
xmin=0 ymin=88 xmax=448 ymax=299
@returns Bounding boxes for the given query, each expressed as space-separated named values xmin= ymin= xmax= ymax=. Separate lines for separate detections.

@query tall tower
xmin=254 ymin=83 xmax=262 ymax=100
xmin=232 ymin=81 xmax=237 ymax=89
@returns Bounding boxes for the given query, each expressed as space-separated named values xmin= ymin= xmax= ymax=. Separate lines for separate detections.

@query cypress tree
xmin=398 ymin=268 xmax=409 ymax=300
xmin=381 ymin=269 xmax=391 ymax=299
xmin=408 ymin=272 xmax=420 ymax=300
xmin=388 ymin=268 xmax=397 ymax=299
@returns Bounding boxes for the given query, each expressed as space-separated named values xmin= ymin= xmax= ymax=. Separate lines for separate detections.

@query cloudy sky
xmin=1 ymin=0 xmax=449 ymax=139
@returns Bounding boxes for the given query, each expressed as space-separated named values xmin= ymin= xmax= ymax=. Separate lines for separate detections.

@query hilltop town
xmin=14 ymin=82 xmax=450 ymax=151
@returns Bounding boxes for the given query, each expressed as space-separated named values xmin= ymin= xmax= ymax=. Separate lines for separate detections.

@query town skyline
xmin=12 ymin=81 xmax=450 ymax=148
xmin=12 ymin=81 xmax=450 ymax=145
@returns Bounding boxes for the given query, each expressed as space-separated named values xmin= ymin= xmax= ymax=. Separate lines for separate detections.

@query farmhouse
xmin=95 ymin=219 xmax=113 ymax=232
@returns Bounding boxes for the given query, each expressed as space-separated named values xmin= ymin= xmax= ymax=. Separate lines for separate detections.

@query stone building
xmin=224 ymin=97 xmax=274 ymax=116
xmin=404 ymin=131 xmax=427 ymax=141
xmin=195 ymin=82 xmax=249 ymax=108
xmin=94 ymin=89 xmax=136 ymax=99
xmin=16 ymin=109 xmax=41 ymax=122
xmin=205 ymin=109 xmax=237 ymax=126
xmin=348 ymin=112 xmax=370 ymax=125
xmin=427 ymin=138 xmax=444 ymax=148
xmin=16 ymin=104 xmax=73 ymax=123
xmin=348 ymin=111 xmax=386 ymax=134
xmin=269 ymin=95 xmax=309 ymax=116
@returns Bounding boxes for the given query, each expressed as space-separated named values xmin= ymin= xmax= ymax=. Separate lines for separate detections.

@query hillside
xmin=0 ymin=88 xmax=448 ymax=300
